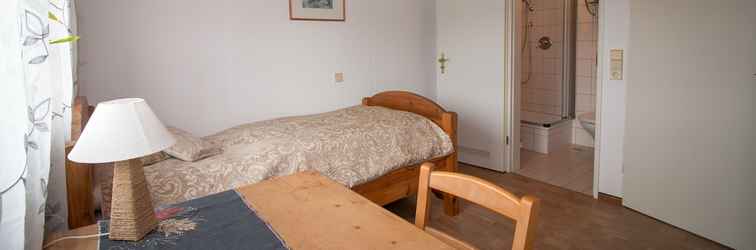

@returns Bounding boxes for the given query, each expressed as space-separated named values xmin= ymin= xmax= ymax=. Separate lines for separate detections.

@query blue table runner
xmin=98 ymin=190 xmax=288 ymax=250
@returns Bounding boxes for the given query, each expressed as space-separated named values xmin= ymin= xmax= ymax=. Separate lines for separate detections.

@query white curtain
xmin=0 ymin=0 xmax=76 ymax=249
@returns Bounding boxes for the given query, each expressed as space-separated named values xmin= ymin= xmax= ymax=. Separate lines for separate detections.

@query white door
xmin=622 ymin=0 xmax=756 ymax=249
xmin=436 ymin=0 xmax=509 ymax=172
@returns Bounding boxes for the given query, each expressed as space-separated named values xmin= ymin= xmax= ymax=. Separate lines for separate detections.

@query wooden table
xmin=46 ymin=171 xmax=453 ymax=249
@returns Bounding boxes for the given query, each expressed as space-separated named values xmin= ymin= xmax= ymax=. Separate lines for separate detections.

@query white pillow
xmin=164 ymin=127 xmax=222 ymax=162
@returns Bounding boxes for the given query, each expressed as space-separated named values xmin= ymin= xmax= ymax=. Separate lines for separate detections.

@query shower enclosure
xmin=520 ymin=0 xmax=577 ymax=127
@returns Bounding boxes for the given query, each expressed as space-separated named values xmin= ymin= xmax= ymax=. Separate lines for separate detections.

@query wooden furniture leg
xmin=442 ymin=154 xmax=459 ymax=216
xmin=441 ymin=112 xmax=459 ymax=216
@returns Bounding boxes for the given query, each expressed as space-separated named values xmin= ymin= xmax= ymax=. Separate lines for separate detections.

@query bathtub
xmin=520 ymin=111 xmax=572 ymax=154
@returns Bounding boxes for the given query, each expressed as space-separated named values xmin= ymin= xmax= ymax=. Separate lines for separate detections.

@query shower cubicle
xmin=519 ymin=0 xmax=579 ymax=154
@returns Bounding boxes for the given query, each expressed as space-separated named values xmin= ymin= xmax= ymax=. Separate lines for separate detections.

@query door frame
xmin=592 ymin=0 xmax=606 ymax=199
xmin=505 ymin=0 xmax=601 ymax=198
xmin=503 ymin=0 xmax=520 ymax=173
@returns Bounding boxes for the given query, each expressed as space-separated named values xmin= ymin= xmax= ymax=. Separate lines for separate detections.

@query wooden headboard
xmin=65 ymin=96 xmax=96 ymax=229
xmin=363 ymin=91 xmax=447 ymax=125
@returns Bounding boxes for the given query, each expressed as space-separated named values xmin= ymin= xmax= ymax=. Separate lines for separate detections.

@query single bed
xmin=65 ymin=91 xmax=459 ymax=228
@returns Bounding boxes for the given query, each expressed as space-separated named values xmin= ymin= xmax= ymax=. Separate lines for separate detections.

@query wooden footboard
xmin=358 ymin=91 xmax=459 ymax=216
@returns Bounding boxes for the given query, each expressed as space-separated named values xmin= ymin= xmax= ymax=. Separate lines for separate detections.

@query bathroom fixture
xmin=523 ymin=0 xmax=535 ymax=12
xmin=537 ymin=37 xmax=552 ymax=50
xmin=521 ymin=112 xmax=572 ymax=154
xmin=578 ymin=112 xmax=595 ymax=138
xmin=584 ymin=0 xmax=599 ymax=17
xmin=521 ymin=0 xmax=535 ymax=84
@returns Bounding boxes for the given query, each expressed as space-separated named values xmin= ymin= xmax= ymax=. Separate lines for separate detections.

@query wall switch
xmin=334 ymin=72 xmax=344 ymax=83
xmin=610 ymin=49 xmax=624 ymax=80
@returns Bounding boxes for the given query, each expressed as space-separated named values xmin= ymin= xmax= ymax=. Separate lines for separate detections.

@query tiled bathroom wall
xmin=521 ymin=0 xmax=565 ymax=116
xmin=573 ymin=0 xmax=598 ymax=147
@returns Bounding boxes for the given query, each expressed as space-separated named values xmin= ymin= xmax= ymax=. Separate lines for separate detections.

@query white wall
xmin=623 ymin=0 xmax=756 ymax=249
xmin=595 ymin=0 xmax=628 ymax=197
xmin=77 ymin=0 xmax=437 ymax=136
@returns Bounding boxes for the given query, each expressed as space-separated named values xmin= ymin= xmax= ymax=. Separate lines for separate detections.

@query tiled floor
xmin=516 ymin=145 xmax=594 ymax=195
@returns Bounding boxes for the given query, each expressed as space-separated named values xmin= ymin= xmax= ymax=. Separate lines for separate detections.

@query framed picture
xmin=289 ymin=0 xmax=346 ymax=21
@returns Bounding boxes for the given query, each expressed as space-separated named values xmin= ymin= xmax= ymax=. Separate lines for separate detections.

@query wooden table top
xmin=46 ymin=171 xmax=452 ymax=250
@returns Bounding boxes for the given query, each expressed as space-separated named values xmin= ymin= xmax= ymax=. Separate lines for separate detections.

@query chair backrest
xmin=415 ymin=163 xmax=540 ymax=250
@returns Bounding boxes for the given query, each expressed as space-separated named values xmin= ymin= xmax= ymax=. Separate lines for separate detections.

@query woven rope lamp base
xmin=109 ymin=159 xmax=158 ymax=241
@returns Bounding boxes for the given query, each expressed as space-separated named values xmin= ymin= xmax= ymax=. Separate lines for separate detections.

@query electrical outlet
xmin=334 ymin=72 xmax=344 ymax=83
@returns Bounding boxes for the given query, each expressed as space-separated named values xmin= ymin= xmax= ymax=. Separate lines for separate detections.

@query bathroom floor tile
xmin=516 ymin=145 xmax=594 ymax=196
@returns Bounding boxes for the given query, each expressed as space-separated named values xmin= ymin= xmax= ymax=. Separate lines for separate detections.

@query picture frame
xmin=289 ymin=0 xmax=346 ymax=21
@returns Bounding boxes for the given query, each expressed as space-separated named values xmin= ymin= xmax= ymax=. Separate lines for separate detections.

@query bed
xmin=65 ymin=91 xmax=459 ymax=228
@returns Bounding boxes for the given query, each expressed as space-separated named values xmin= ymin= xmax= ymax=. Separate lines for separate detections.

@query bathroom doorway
xmin=511 ymin=0 xmax=599 ymax=196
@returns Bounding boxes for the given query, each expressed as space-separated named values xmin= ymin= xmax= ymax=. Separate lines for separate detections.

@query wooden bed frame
xmin=354 ymin=91 xmax=459 ymax=215
xmin=65 ymin=91 xmax=459 ymax=229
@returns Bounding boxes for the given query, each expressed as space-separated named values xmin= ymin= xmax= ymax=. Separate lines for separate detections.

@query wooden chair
xmin=415 ymin=163 xmax=540 ymax=250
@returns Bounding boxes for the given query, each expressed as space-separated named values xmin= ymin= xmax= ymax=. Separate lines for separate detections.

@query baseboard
xmin=597 ymin=192 xmax=623 ymax=206
xmin=458 ymin=146 xmax=491 ymax=169
xmin=622 ymin=206 xmax=735 ymax=250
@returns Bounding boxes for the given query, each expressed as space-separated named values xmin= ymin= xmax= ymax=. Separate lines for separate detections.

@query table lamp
xmin=68 ymin=98 xmax=175 ymax=241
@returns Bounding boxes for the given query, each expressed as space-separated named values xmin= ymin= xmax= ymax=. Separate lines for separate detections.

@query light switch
xmin=610 ymin=49 xmax=624 ymax=80
xmin=334 ymin=72 xmax=344 ymax=83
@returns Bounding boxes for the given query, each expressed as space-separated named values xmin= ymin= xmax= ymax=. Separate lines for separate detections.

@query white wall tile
xmin=577 ymin=41 xmax=597 ymax=59
xmin=540 ymin=74 xmax=562 ymax=91
xmin=543 ymin=58 xmax=559 ymax=74
xmin=544 ymin=42 xmax=562 ymax=58
xmin=576 ymin=59 xmax=590 ymax=77
xmin=578 ymin=23 xmax=594 ymax=41
xmin=528 ymin=26 xmax=540 ymax=42
xmin=542 ymin=90 xmax=562 ymax=105
xmin=571 ymin=9 xmax=598 ymax=146
xmin=549 ymin=25 xmax=564 ymax=42
xmin=577 ymin=4 xmax=594 ymax=23
xmin=576 ymin=93 xmax=596 ymax=113
xmin=577 ymin=76 xmax=593 ymax=94
xmin=531 ymin=55 xmax=544 ymax=73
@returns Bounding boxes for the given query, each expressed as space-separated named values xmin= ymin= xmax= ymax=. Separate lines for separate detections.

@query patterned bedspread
xmin=144 ymin=106 xmax=453 ymax=207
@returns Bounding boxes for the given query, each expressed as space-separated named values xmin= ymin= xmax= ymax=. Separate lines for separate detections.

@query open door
xmin=435 ymin=0 xmax=510 ymax=172
xmin=623 ymin=1 xmax=756 ymax=248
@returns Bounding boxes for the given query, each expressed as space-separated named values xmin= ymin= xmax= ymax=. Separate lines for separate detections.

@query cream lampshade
xmin=68 ymin=98 xmax=175 ymax=241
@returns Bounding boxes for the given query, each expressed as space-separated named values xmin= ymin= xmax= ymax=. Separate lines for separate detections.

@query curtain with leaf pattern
xmin=0 ymin=0 xmax=78 ymax=249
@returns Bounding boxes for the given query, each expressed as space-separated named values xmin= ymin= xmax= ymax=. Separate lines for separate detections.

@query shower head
xmin=584 ymin=0 xmax=599 ymax=16
xmin=522 ymin=0 xmax=535 ymax=12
